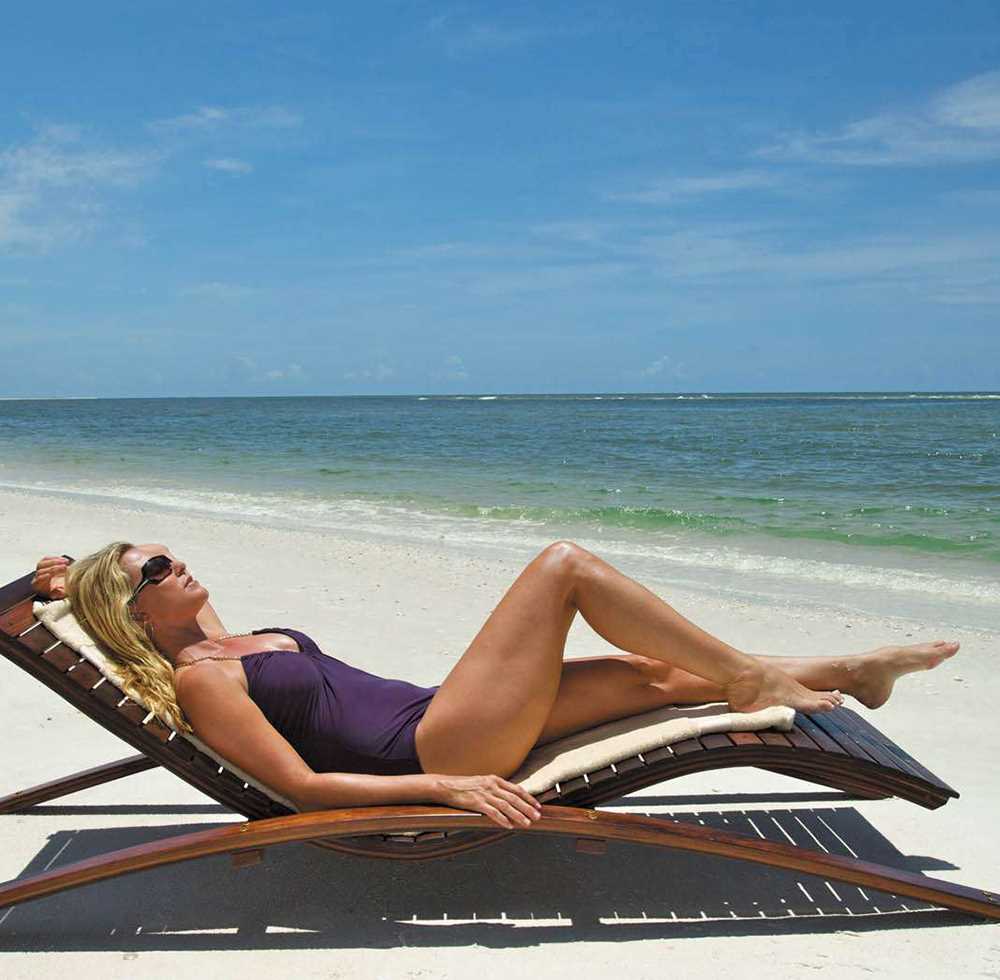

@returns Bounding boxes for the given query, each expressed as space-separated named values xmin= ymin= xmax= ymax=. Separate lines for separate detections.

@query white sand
xmin=0 ymin=486 xmax=997 ymax=976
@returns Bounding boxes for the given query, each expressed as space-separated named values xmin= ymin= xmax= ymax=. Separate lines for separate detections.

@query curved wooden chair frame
xmin=1 ymin=564 xmax=998 ymax=921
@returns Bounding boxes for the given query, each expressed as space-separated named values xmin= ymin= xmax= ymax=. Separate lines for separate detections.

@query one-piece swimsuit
xmin=240 ymin=627 xmax=440 ymax=776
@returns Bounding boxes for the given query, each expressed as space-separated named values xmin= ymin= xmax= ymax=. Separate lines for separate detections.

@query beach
xmin=1 ymin=484 xmax=997 ymax=977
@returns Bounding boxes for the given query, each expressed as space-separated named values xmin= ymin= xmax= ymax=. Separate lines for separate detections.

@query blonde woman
xmin=31 ymin=542 xmax=958 ymax=830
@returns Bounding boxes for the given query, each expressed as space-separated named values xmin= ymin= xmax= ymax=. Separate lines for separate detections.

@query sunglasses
xmin=127 ymin=554 xmax=176 ymax=605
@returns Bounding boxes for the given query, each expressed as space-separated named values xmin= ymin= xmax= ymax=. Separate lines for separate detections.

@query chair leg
xmin=0 ymin=805 xmax=998 ymax=920
xmin=0 ymin=755 xmax=157 ymax=813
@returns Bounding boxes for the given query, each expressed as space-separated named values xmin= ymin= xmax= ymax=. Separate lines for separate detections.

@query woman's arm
xmin=297 ymin=771 xmax=443 ymax=810
xmin=300 ymin=770 xmax=543 ymax=829
xmin=33 ymin=556 xmax=229 ymax=636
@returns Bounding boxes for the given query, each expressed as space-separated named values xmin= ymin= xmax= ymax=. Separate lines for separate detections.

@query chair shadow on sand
xmin=0 ymin=790 xmax=979 ymax=953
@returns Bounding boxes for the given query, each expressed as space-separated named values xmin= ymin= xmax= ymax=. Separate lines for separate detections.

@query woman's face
xmin=120 ymin=543 xmax=210 ymax=630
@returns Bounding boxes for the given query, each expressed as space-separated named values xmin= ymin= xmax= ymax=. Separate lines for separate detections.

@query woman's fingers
xmin=484 ymin=803 xmax=515 ymax=828
xmin=35 ymin=556 xmax=69 ymax=572
xmin=31 ymin=556 xmax=69 ymax=598
xmin=502 ymin=779 xmax=543 ymax=814
xmin=493 ymin=787 xmax=542 ymax=827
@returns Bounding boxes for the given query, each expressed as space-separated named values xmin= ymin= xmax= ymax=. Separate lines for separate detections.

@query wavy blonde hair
xmin=66 ymin=541 xmax=194 ymax=734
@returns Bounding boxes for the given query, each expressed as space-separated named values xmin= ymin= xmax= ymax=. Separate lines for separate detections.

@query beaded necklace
xmin=172 ymin=630 xmax=297 ymax=671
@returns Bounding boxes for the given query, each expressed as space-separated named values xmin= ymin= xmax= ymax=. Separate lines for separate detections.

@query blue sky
xmin=3 ymin=1 xmax=999 ymax=396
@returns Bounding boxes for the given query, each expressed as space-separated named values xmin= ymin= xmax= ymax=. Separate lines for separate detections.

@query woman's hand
xmin=31 ymin=555 xmax=69 ymax=599
xmin=432 ymin=773 xmax=543 ymax=829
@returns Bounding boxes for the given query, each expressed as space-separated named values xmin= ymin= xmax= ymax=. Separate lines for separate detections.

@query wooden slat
xmin=0 ymin=599 xmax=34 ymax=637
xmin=0 ymin=572 xmax=37 ymax=616
xmin=809 ymin=710 xmax=889 ymax=767
xmin=699 ymin=733 xmax=733 ymax=750
xmin=584 ymin=765 xmax=620 ymax=788
xmin=41 ymin=644 xmax=82 ymax=672
xmin=758 ymin=732 xmax=793 ymax=748
xmin=785 ymin=724 xmax=822 ymax=750
xmin=729 ymin=731 xmax=764 ymax=747
xmin=115 ymin=700 xmax=147 ymax=725
xmin=794 ymin=713 xmax=847 ymax=754
xmin=15 ymin=623 xmax=58 ymax=655
xmin=641 ymin=744 xmax=676 ymax=764
xmin=66 ymin=660 xmax=103 ymax=690
xmin=671 ymin=738 xmax=705 ymax=756
xmin=142 ymin=717 xmax=174 ymax=743
xmin=836 ymin=708 xmax=958 ymax=796
xmin=92 ymin=679 xmax=127 ymax=709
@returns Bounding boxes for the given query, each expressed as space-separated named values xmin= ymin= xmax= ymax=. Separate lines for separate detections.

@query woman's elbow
xmin=290 ymin=771 xmax=321 ymax=811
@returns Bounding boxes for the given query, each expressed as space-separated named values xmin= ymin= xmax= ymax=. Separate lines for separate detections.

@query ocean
xmin=2 ymin=392 xmax=997 ymax=630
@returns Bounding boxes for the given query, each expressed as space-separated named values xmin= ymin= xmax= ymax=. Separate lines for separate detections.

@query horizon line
xmin=2 ymin=388 xmax=999 ymax=401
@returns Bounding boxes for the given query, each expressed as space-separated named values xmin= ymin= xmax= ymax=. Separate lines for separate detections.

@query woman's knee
xmin=537 ymin=540 xmax=596 ymax=601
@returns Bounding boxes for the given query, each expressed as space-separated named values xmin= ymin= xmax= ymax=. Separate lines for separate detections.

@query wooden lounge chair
xmin=1 ymin=562 xmax=998 ymax=921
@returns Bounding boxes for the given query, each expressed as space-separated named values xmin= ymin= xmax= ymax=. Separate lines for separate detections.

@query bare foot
xmin=725 ymin=662 xmax=844 ymax=714
xmin=849 ymin=640 xmax=960 ymax=709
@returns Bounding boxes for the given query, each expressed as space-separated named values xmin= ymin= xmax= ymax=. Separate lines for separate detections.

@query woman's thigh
xmin=533 ymin=654 xmax=676 ymax=746
xmin=415 ymin=543 xmax=581 ymax=777
xmin=418 ymin=649 xmax=671 ymax=775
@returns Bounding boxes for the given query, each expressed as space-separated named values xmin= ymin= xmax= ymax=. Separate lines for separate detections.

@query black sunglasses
xmin=127 ymin=554 xmax=176 ymax=605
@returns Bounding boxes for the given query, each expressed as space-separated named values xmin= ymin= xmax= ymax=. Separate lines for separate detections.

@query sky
xmin=2 ymin=1 xmax=999 ymax=397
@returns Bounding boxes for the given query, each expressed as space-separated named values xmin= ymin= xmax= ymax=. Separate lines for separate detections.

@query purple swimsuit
xmin=241 ymin=627 xmax=440 ymax=776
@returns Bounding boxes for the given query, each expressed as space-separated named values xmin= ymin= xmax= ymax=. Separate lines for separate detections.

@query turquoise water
xmin=2 ymin=392 xmax=997 ymax=626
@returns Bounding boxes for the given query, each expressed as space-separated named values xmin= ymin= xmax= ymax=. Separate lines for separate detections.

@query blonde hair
xmin=66 ymin=541 xmax=194 ymax=734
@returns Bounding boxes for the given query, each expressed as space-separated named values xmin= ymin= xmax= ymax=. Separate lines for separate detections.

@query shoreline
xmin=1 ymin=481 xmax=996 ymax=634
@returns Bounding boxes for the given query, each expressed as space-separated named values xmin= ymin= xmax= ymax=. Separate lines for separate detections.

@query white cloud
xmin=530 ymin=221 xmax=607 ymax=244
xmin=932 ymin=70 xmax=1000 ymax=129
xmin=426 ymin=13 xmax=546 ymax=55
xmin=441 ymin=353 xmax=469 ymax=381
xmin=343 ymin=363 xmax=396 ymax=382
xmin=0 ymin=126 xmax=156 ymax=251
xmin=631 ymin=226 xmax=999 ymax=286
xmin=606 ymin=170 xmax=786 ymax=205
xmin=233 ymin=352 xmax=257 ymax=373
xmin=758 ymin=69 xmax=1000 ymax=166
xmin=265 ymin=363 xmax=305 ymax=380
xmin=2 ymin=125 xmax=154 ymax=190
xmin=180 ymin=281 xmax=259 ymax=301
xmin=639 ymin=353 xmax=688 ymax=381
xmin=205 ymin=157 xmax=253 ymax=174
xmin=148 ymin=104 xmax=303 ymax=134
xmin=424 ymin=11 xmax=591 ymax=58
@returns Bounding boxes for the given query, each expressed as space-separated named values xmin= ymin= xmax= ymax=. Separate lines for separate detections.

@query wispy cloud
xmin=426 ymin=13 xmax=544 ymax=54
xmin=265 ymin=363 xmax=305 ymax=380
xmin=179 ymin=281 xmax=260 ymax=301
xmin=757 ymin=69 xmax=1000 ymax=166
xmin=605 ymin=170 xmax=787 ymax=205
xmin=425 ymin=9 xmax=589 ymax=58
xmin=638 ymin=353 xmax=688 ymax=380
xmin=2 ymin=124 xmax=154 ymax=190
xmin=631 ymin=226 xmax=1000 ymax=287
xmin=0 ymin=125 xmax=156 ymax=251
xmin=434 ymin=353 xmax=469 ymax=382
xmin=343 ymin=363 xmax=396 ymax=382
xmin=204 ymin=157 xmax=254 ymax=174
xmin=148 ymin=104 xmax=303 ymax=134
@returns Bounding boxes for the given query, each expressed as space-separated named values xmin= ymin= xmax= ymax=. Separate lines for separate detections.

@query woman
xmin=31 ymin=541 xmax=958 ymax=831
